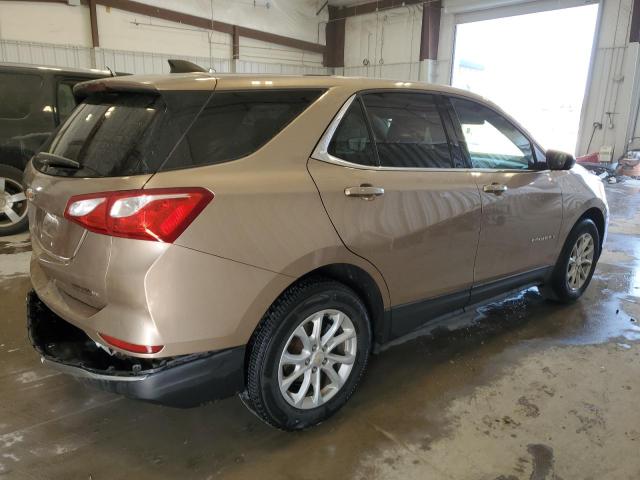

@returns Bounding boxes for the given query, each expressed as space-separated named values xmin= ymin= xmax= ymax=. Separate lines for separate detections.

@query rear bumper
xmin=27 ymin=290 xmax=245 ymax=407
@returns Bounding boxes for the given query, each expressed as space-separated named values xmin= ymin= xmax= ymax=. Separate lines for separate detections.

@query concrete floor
xmin=1 ymin=181 xmax=640 ymax=480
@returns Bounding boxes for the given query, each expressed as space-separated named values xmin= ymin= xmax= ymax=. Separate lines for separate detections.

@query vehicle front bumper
xmin=26 ymin=290 xmax=246 ymax=407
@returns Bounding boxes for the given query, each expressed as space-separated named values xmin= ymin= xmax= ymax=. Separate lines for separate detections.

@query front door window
xmin=451 ymin=97 xmax=533 ymax=170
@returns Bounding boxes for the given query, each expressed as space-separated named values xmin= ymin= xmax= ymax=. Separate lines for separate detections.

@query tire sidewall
xmin=258 ymin=285 xmax=371 ymax=430
xmin=554 ymin=219 xmax=600 ymax=301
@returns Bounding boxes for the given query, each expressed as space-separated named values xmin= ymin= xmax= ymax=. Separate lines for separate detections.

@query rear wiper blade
xmin=35 ymin=152 xmax=80 ymax=169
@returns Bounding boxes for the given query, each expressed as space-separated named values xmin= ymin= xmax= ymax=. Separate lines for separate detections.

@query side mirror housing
xmin=546 ymin=150 xmax=576 ymax=170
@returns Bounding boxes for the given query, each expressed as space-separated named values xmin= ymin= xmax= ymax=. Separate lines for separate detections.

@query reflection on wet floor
xmin=0 ymin=182 xmax=639 ymax=479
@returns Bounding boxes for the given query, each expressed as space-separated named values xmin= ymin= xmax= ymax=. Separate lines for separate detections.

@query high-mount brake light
xmin=64 ymin=188 xmax=213 ymax=243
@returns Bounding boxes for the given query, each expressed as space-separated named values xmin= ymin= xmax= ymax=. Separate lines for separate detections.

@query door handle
xmin=344 ymin=185 xmax=385 ymax=200
xmin=483 ymin=183 xmax=508 ymax=195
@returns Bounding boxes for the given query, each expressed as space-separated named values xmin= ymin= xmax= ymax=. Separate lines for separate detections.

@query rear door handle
xmin=483 ymin=183 xmax=508 ymax=195
xmin=344 ymin=185 xmax=385 ymax=200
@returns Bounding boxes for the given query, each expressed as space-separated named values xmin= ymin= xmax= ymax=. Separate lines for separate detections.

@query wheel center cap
xmin=0 ymin=197 xmax=6 ymax=208
xmin=311 ymin=351 xmax=325 ymax=367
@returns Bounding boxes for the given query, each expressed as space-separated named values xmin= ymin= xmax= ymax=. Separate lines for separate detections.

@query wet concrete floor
xmin=1 ymin=181 xmax=639 ymax=479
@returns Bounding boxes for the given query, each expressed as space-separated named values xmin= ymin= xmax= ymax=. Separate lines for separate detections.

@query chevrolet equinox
xmin=25 ymin=74 xmax=608 ymax=430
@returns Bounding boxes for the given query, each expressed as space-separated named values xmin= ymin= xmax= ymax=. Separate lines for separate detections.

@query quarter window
xmin=361 ymin=92 xmax=453 ymax=169
xmin=327 ymin=98 xmax=377 ymax=167
xmin=169 ymin=89 xmax=323 ymax=169
xmin=451 ymin=97 xmax=533 ymax=170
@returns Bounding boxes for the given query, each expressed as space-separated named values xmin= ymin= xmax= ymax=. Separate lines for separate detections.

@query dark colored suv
xmin=0 ymin=63 xmax=112 ymax=235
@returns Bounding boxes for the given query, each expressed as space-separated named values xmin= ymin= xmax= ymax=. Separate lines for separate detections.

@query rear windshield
xmin=36 ymin=89 xmax=323 ymax=178
xmin=39 ymin=93 xmax=168 ymax=178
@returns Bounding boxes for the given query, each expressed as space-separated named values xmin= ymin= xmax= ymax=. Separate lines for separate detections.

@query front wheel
xmin=543 ymin=218 xmax=600 ymax=302
xmin=244 ymin=278 xmax=371 ymax=430
xmin=0 ymin=165 xmax=29 ymax=236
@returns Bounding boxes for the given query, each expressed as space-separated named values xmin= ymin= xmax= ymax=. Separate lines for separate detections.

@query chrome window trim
xmin=311 ymin=94 xmax=461 ymax=173
xmin=310 ymin=92 xmax=545 ymax=174
xmin=311 ymin=94 xmax=357 ymax=164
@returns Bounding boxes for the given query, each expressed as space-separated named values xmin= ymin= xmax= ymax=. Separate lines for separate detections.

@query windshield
xmin=36 ymin=93 xmax=164 ymax=178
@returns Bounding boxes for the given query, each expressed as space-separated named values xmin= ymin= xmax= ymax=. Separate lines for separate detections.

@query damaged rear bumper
xmin=26 ymin=290 xmax=245 ymax=407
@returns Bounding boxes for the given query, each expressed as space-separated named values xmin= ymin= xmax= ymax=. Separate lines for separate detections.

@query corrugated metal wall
xmin=340 ymin=61 xmax=422 ymax=81
xmin=0 ymin=39 xmax=330 ymax=76
xmin=0 ymin=39 xmax=93 ymax=69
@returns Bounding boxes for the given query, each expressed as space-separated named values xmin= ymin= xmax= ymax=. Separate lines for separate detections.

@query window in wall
xmin=451 ymin=97 xmax=533 ymax=170
xmin=451 ymin=4 xmax=598 ymax=153
xmin=361 ymin=92 xmax=453 ymax=169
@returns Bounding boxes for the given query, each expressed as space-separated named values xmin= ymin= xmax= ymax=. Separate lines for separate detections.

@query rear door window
xmin=361 ymin=92 xmax=453 ymax=169
xmin=162 ymin=89 xmax=324 ymax=170
xmin=0 ymin=72 xmax=43 ymax=119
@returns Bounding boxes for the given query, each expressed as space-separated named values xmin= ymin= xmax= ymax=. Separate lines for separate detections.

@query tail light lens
xmin=99 ymin=333 xmax=163 ymax=354
xmin=64 ymin=188 xmax=213 ymax=243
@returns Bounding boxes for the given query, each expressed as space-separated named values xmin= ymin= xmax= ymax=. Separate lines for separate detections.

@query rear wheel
xmin=244 ymin=278 xmax=371 ymax=430
xmin=0 ymin=165 xmax=29 ymax=236
xmin=543 ymin=218 xmax=600 ymax=302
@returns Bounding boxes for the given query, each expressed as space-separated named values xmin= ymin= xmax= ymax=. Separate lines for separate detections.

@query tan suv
xmin=25 ymin=74 xmax=608 ymax=430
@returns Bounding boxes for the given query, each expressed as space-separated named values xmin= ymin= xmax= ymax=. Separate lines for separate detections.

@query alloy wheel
xmin=567 ymin=232 xmax=594 ymax=291
xmin=278 ymin=309 xmax=357 ymax=410
xmin=0 ymin=177 xmax=28 ymax=229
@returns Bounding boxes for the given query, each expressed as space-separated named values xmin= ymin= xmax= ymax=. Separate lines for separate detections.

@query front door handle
xmin=344 ymin=185 xmax=385 ymax=200
xmin=483 ymin=183 xmax=508 ymax=195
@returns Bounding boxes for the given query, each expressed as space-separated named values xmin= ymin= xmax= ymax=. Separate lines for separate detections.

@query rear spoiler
xmin=73 ymin=59 xmax=209 ymax=101
xmin=73 ymin=79 xmax=158 ymax=102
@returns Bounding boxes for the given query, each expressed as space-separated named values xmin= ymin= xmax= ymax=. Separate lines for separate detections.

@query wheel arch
xmin=297 ymin=263 xmax=388 ymax=347
xmin=246 ymin=262 xmax=388 ymax=365
xmin=577 ymin=207 xmax=606 ymax=250
xmin=242 ymin=262 xmax=388 ymax=391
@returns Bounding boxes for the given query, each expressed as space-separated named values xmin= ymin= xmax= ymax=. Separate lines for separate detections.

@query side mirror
xmin=546 ymin=150 xmax=576 ymax=170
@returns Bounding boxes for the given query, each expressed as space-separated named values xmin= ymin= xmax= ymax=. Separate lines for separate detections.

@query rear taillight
xmin=64 ymin=187 xmax=213 ymax=243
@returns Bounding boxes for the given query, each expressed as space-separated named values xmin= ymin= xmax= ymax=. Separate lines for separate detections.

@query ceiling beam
xmin=232 ymin=25 xmax=240 ymax=60
xmin=96 ymin=0 xmax=234 ymax=34
xmin=329 ymin=0 xmax=425 ymax=20
xmin=631 ymin=0 xmax=640 ymax=43
xmin=419 ymin=0 xmax=441 ymax=60
xmin=235 ymin=25 xmax=325 ymax=54
xmin=325 ymin=8 xmax=345 ymax=67
xmin=88 ymin=0 xmax=99 ymax=47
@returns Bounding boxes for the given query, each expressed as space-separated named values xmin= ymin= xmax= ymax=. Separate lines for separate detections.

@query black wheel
xmin=543 ymin=218 xmax=600 ymax=303
xmin=0 ymin=165 xmax=29 ymax=236
xmin=243 ymin=277 xmax=371 ymax=430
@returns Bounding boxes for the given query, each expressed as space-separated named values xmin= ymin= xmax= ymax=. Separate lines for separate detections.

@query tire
xmin=0 ymin=164 xmax=29 ymax=236
xmin=243 ymin=277 xmax=371 ymax=430
xmin=543 ymin=218 xmax=600 ymax=303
